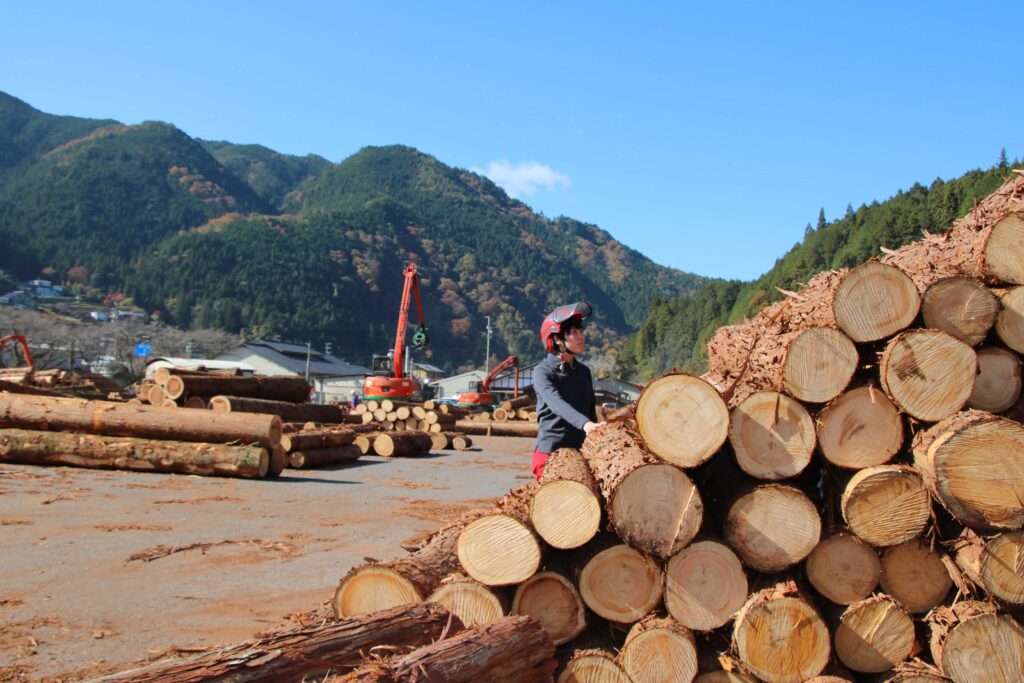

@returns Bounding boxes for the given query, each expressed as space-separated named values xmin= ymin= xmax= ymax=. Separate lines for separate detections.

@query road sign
xmin=133 ymin=343 xmax=152 ymax=358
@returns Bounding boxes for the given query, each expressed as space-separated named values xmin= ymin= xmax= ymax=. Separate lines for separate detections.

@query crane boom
xmin=364 ymin=263 xmax=429 ymax=401
xmin=391 ymin=263 xmax=427 ymax=379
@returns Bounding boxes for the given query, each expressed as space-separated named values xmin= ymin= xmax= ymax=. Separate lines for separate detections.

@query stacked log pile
xmin=324 ymin=174 xmax=1024 ymax=681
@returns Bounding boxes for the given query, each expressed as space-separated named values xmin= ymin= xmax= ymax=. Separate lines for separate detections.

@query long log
xmin=0 ymin=378 xmax=69 ymax=397
xmin=454 ymin=419 xmax=538 ymax=437
xmin=280 ymin=428 xmax=356 ymax=453
xmin=0 ymin=428 xmax=269 ymax=478
xmin=371 ymin=431 xmax=433 ymax=457
xmin=339 ymin=615 xmax=556 ymax=683
xmin=0 ymin=393 xmax=281 ymax=449
xmin=209 ymin=395 xmax=346 ymax=424
xmin=163 ymin=374 xmax=311 ymax=403
xmin=93 ymin=602 xmax=461 ymax=682
xmin=289 ymin=445 xmax=362 ymax=469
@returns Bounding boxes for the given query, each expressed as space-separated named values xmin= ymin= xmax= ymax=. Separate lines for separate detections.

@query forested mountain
xmin=0 ymin=91 xmax=704 ymax=371
xmin=618 ymin=161 xmax=1022 ymax=379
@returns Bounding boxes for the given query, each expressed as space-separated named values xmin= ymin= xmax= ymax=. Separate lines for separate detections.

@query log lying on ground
xmin=453 ymin=419 xmax=538 ymax=437
xmin=0 ymin=428 xmax=270 ymax=478
xmin=0 ymin=379 xmax=69 ymax=397
xmin=922 ymin=276 xmax=1001 ymax=345
xmin=289 ymin=444 xmax=362 ymax=469
xmin=457 ymin=486 xmax=541 ymax=586
xmin=912 ymin=410 xmax=1024 ymax=531
xmin=635 ymin=373 xmax=729 ymax=467
xmin=209 ymin=395 xmax=346 ymax=423
xmin=664 ymin=540 xmax=748 ymax=631
xmin=879 ymin=539 xmax=952 ymax=614
xmin=834 ymin=595 xmax=915 ymax=674
xmin=729 ymin=391 xmax=816 ymax=480
xmin=880 ymin=329 xmax=977 ymax=422
xmin=558 ymin=649 xmax=632 ymax=683
xmin=805 ymin=531 xmax=880 ymax=606
xmin=512 ymin=571 xmax=586 ymax=646
xmin=996 ymin=285 xmax=1024 ymax=353
xmin=725 ymin=484 xmax=821 ymax=573
xmin=438 ymin=431 xmax=472 ymax=450
xmin=163 ymin=374 xmax=311 ymax=403
xmin=816 ymin=386 xmax=903 ymax=469
xmin=371 ymin=431 xmax=433 ymax=457
xmin=426 ymin=575 xmax=506 ymax=627
xmin=581 ymin=421 xmax=703 ymax=559
xmin=530 ymin=448 xmax=602 ymax=550
xmin=339 ymin=615 xmax=557 ymax=683
xmin=927 ymin=601 xmax=1024 ymax=683
xmin=618 ymin=615 xmax=698 ymax=683
xmin=577 ymin=542 xmax=663 ymax=625
xmin=841 ymin=465 xmax=931 ymax=548
xmin=969 ymin=346 xmax=1022 ymax=413
xmin=0 ymin=393 xmax=281 ymax=449
xmin=280 ymin=427 xmax=356 ymax=452
xmin=732 ymin=582 xmax=831 ymax=683
xmin=94 ymin=602 xmax=460 ymax=683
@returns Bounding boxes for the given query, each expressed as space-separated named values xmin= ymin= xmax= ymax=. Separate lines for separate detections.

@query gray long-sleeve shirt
xmin=532 ymin=353 xmax=597 ymax=453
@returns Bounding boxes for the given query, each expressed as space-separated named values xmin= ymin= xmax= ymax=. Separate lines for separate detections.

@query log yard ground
xmin=0 ymin=435 xmax=534 ymax=682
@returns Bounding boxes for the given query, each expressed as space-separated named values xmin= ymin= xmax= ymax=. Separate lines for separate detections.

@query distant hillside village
xmin=0 ymin=278 xmax=149 ymax=322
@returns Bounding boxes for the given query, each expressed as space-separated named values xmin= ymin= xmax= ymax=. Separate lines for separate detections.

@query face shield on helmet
xmin=540 ymin=302 xmax=593 ymax=353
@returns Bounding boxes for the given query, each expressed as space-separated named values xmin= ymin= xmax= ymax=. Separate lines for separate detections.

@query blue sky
xmin=2 ymin=1 xmax=1021 ymax=280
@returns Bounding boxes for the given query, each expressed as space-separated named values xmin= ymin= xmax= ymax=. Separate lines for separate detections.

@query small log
xmin=880 ymin=329 xmax=977 ymax=422
xmin=0 ymin=394 xmax=281 ymax=449
xmin=927 ymin=601 xmax=1024 ymax=682
xmin=922 ymin=276 xmax=1000 ymax=346
xmin=371 ymin=431 xmax=433 ymax=457
xmin=511 ymin=571 xmax=586 ymax=646
xmin=209 ymin=396 xmax=346 ymax=423
xmin=913 ymin=411 xmax=1024 ymax=531
xmin=492 ymin=407 xmax=509 ymax=421
xmin=635 ymin=373 xmax=729 ymax=467
xmin=805 ymin=531 xmax=881 ymax=605
xmin=577 ymin=542 xmax=663 ymax=625
xmin=665 ymin=540 xmax=748 ymax=631
xmin=426 ymin=575 xmax=506 ymax=627
xmin=729 ymin=391 xmax=816 ymax=480
xmin=841 ymin=465 xmax=931 ymax=547
xmin=0 ymin=428 xmax=269 ymax=478
xmin=816 ymin=386 xmax=904 ymax=469
xmin=581 ymin=421 xmax=703 ymax=559
xmin=618 ymin=615 xmax=698 ymax=683
xmin=732 ymin=581 xmax=830 ymax=683
xmin=501 ymin=395 xmax=534 ymax=411
xmin=995 ymin=285 xmax=1024 ymax=353
xmin=93 ymin=602 xmax=461 ymax=682
xmin=340 ymin=615 xmax=557 ymax=683
xmin=353 ymin=432 xmax=383 ymax=455
xmin=280 ymin=428 xmax=356 ymax=453
xmin=147 ymin=384 xmax=168 ymax=406
xmin=558 ymin=649 xmax=632 ymax=683
xmin=955 ymin=530 xmax=1024 ymax=605
xmin=182 ymin=396 xmax=208 ymax=409
xmin=457 ymin=486 xmax=541 ymax=586
xmin=288 ymin=445 xmax=361 ymax=469
xmin=530 ymin=448 xmax=602 ymax=550
xmin=725 ymin=484 xmax=821 ymax=573
xmin=969 ymin=347 xmax=1022 ymax=413
xmin=879 ymin=539 xmax=952 ymax=614
xmin=164 ymin=374 xmax=311 ymax=403
xmin=834 ymin=595 xmax=915 ymax=674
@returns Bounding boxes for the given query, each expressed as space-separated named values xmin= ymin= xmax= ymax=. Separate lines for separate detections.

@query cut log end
xmin=530 ymin=480 xmax=601 ymax=550
xmin=729 ymin=391 xmax=816 ymax=480
xmin=512 ymin=572 xmax=586 ymax=646
xmin=620 ymin=619 xmax=698 ymax=683
xmin=610 ymin=463 xmax=703 ymax=559
xmin=984 ymin=213 xmax=1024 ymax=284
xmin=996 ymin=285 xmax=1024 ymax=353
xmin=782 ymin=327 xmax=858 ymax=404
xmin=922 ymin=276 xmax=1000 ymax=346
xmin=456 ymin=514 xmax=540 ymax=586
xmin=880 ymin=329 xmax=977 ymax=422
xmin=941 ymin=613 xmax=1024 ymax=682
xmin=427 ymin=579 xmax=505 ymax=627
xmin=880 ymin=539 xmax=952 ymax=614
xmin=726 ymin=485 xmax=821 ymax=573
xmin=833 ymin=261 xmax=921 ymax=343
xmin=578 ymin=544 xmax=663 ymax=625
xmin=635 ymin=373 xmax=729 ymax=468
xmin=558 ymin=650 xmax=632 ymax=683
xmin=978 ymin=531 xmax=1024 ymax=604
xmin=733 ymin=590 xmax=830 ymax=683
xmin=333 ymin=565 xmax=422 ymax=619
xmin=805 ymin=532 xmax=880 ymax=606
xmin=835 ymin=596 xmax=915 ymax=674
xmin=969 ymin=347 xmax=1022 ymax=413
xmin=665 ymin=540 xmax=748 ymax=631
xmin=816 ymin=387 xmax=903 ymax=469
xmin=841 ymin=466 xmax=931 ymax=548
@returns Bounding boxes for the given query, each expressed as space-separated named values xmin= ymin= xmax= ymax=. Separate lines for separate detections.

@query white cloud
xmin=472 ymin=160 xmax=571 ymax=198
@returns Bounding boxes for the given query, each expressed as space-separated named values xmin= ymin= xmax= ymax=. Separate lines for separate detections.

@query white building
xmin=429 ymin=370 xmax=487 ymax=399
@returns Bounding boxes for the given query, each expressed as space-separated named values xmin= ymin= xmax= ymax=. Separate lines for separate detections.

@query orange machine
xmin=363 ymin=263 xmax=429 ymax=401
xmin=0 ymin=334 xmax=33 ymax=369
xmin=457 ymin=355 xmax=519 ymax=407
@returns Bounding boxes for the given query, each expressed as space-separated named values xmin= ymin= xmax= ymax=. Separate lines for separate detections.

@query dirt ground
xmin=0 ymin=435 xmax=536 ymax=682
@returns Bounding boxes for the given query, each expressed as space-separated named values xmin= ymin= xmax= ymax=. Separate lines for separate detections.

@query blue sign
xmin=133 ymin=343 xmax=152 ymax=358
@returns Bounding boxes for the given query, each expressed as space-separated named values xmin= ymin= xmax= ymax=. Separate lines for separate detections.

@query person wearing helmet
xmin=531 ymin=302 xmax=606 ymax=479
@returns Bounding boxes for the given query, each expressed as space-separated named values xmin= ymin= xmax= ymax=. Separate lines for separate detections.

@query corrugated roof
xmin=237 ymin=340 xmax=371 ymax=377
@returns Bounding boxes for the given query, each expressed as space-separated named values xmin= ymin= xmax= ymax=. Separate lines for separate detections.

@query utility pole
xmin=484 ymin=316 xmax=492 ymax=373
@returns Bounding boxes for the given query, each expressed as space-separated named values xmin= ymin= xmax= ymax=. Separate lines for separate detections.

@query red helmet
xmin=540 ymin=302 xmax=592 ymax=353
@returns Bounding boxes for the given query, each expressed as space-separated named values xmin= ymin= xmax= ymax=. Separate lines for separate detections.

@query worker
xmin=531 ymin=302 xmax=606 ymax=480
xmin=349 ymin=390 xmax=360 ymax=409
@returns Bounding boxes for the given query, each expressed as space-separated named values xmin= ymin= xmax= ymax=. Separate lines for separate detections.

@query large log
xmin=280 ymin=427 xmax=356 ymax=452
xmin=834 ymin=595 xmax=915 ymax=674
xmin=581 ymin=421 xmax=703 ymax=559
xmin=725 ymin=484 xmax=821 ymax=573
xmin=969 ymin=346 xmax=1022 ymax=413
xmin=995 ymin=285 xmax=1024 ymax=353
xmin=921 ymin=276 xmax=1000 ymax=346
xmin=618 ymin=615 xmax=698 ymax=683
xmin=511 ymin=571 xmax=586 ymax=646
xmin=665 ymin=540 xmax=748 ymax=631
xmin=209 ymin=395 xmax=346 ymax=423
xmin=457 ymin=485 xmax=542 ymax=586
xmin=163 ymin=374 xmax=312 ymax=403
xmin=880 ymin=329 xmax=977 ymax=422
xmin=927 ymin=601 xmax=1024 ymax=682
xmin=805 ymin=531 xmax=880 ymax=605
xmin=93 ymin=602 xmax=461 ymax=682
xmin=841 ymin=465 xmax=931 ymax=548
xmin=0 ymin=428 xmax=269 ymax=478
xmin=879 ymin=539 xmax=952 ymax=614
xmin=501 ymin=395 xmax=535 ymax=411
xmin=832 ymin=261 xmax=922 ymax=343
xmin=0 ymin=378 xmax=68 ymax=397
xmin=557 ymin=649 xmax=632 ymax=683
xmin=912 ymin=410 xmax=1024 ymax=531
xmin=371 ymin=431 xmax=434 ymax=458
xmin=288 ymin=444 xmax=362 ymax=469
xmin=577 ymin=541 xmax=663 ymax=626
xmin=816 ymin=386 xmax=904 ymax=469
xmin=530 ymin=447 xmax=602 ymax=550
xmin=729 ymin=391 xmax=816 ymax=480
xmin=635 ymin=373 xmax=729 ymax=467
xmin=0 ymin=394 xmax=281 ymax=449
xmin=339 ymin=615 xmax=557 ymax=683
xmin=732 ymin=581 xmax=830 ymax=683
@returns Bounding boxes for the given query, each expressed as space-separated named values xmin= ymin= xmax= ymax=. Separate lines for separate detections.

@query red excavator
xmin=0 ymin=334 xmax=33 ymax=370
xmin=363 ymin=263 xmax=429 ymax=401
xmin=457 ymin=355 xmax=519 ymax=407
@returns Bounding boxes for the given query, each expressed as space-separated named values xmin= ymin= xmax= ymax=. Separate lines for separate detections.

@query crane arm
xmin=0 ymin=334 xmax=33 ymax=369
xmin=391 ymin=263 xmax=428 ymax=379
xmin=482 ymin=355 xmax=519 ymax=396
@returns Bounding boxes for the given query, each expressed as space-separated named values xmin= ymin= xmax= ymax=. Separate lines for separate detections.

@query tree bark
xmin=163 ymin=374 xmax=311 ymax=403
xmin=289 ymin=445 xmax=362 ymax=469
xmin=93 ymin=602 xmax=461 ymax=682
xmin=0 ymin=428 xmax=269 ymax=478
xmin=209 ymin=396 xmax=346 ymax=424
xmin=0 ymin=393 xmax=281 ymax=449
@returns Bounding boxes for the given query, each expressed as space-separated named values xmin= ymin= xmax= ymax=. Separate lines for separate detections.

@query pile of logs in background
xmin=313 ymin=174 xmax=1024 ymax=682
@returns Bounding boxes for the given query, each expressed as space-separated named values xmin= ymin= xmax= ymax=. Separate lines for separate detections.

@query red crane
xmin=0 ymin=334 xmax=33 ymax=370
xmin=363 ymin=263 xmax=429 ymax=401
xmin=456 ymin=355 xmax=519 ymax=407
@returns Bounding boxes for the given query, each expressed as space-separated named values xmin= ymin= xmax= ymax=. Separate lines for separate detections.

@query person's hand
xmin=583 ymin=421 xmax=607 ymax=435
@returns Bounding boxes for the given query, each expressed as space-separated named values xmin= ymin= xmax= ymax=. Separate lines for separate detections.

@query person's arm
xmin=533 ymin=364 xmax=592 ymax=430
